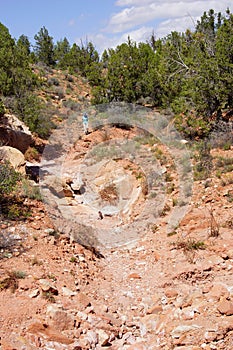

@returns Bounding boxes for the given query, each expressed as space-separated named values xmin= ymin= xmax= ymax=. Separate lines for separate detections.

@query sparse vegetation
xmin=173 ymin=236 xmax=206 ymax=255
xmin=42 ymin=291 xmax=56 ymax=303
xmin=153 ymin=147 xmax=167 ymax=165
xmin=167 ymin=230 xmax=177 ymax=237
xmin=225 ymin=190 xmax=233 ymax=203
xmin=0 ymin=161 xmax=21 ymax=197
xmin=151 ymin=224 xmax=158 ymax=233
xmin=99 ymin=183 xmax=118 ymax=203
xmin=193 ymin=141 xmax=213 ymax=180
xmin=0 ymin=98 xmax=5 ymax=116
xmin=31 ymin=257 xmax=43 ymax=266
xmin=24 ymin=147 xmax=40 ymax=162
xmin=21 ymin=179 xmax=42 ymax=201
xmin=134 ymin=134 xmax=157 ymax=146
xmin=220 ymin=175 xmax=233 ymax=186
xmin=214 ymin=156 xmax=233 ymax=173
xmin=159 ymin=203 xmax=171 ymax=217
xmin=5 ymin=202 xmax=31 ymax=219
xmin=0 ymin=270 xmax=26 ymax=292
xmin=70 ymin=256 xmax=77 ymax=263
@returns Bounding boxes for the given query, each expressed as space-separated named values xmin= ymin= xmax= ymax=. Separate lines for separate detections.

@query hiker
xmin=82 ymin=112 xmax=89 ymax=134
xmin=98 ymin=210 xmax=103 ymax=220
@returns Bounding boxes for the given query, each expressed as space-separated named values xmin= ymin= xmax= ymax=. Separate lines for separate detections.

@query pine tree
xmin=34 ymin=26 xmax=55 ymax=66
xmin=54 ymin=37 xmax=70 ymax=67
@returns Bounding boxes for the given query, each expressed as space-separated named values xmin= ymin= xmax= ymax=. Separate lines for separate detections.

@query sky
xmin=1 ymin=0 xmax=232 ymax=54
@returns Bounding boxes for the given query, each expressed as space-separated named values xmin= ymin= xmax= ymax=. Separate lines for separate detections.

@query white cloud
xmin=156 ymin=15 xmax=198 ymax=38
xmin=121 ymin=26 xmax=153 ymax=43
xmin=89 ymin=26 xmax=153 ymax=54
xmin=93 ymin=0 xmax=232 ymax=53
xmin=108 ymin=1 xmax=232 ymax=33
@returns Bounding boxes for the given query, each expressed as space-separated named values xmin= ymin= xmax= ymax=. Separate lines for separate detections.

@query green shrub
xmin=47 ymin=77 xmax=60 ymax=86
xmin=21 ymin=179 xmax=42 ymax=201
xmin=2 ymin=200 xmax=31 ymax=220
xmin=62 ymin=98 xmax=80 ymax=111
xmin=193 ymin=141 xmax=212 ymax=180
xmin=175 ymin=112 xmax=212 ymax=139
xmin=173 ymin=237 xmax=206 ymax=252
xmin=66 ymin=74 xmax=74 ymax=83
xmin=0 ymin=162 xmax=21 ymax=196
xmin=214 ymin=156 xmax=233 ymax=173
xmin=0 ymin=98 xmax=5 ymax=117
xmin=54 ymin=87 xmax=65 ymax=99
xmin=4 ymin=93 xmax=55 ymax=139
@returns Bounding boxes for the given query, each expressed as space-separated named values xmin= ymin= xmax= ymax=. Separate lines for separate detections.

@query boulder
xmin=0 ymin=113 xmax=33 ymax=153
xmin=0 ymin=146 xmax=26 ymax=174
xmin=217 ymin=299 xmax=233 ymax=316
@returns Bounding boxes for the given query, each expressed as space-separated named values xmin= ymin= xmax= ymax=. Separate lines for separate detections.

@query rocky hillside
xmin=0 ymin=70 xmax=233 ymax=349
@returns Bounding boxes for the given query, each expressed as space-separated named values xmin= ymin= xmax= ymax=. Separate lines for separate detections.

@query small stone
xmin=62 ymin=286 xmax=77 ymax=297
xmin=29 ymin=289 xmax=40 ymax=298
xmin=139 ymin=314 xmax=160 ymax=335
xmin=31 ymin=222 xmax=41 ymax=230
xmin=226 ymin=249 xmax=233 ymax=259
xmin=217 ymin=299 xmax=233 ymax=315
xmin=86 ymin=330 xmax=98 ymax=346
xmin=44 ymin=228 xmax=55 ymax=235
xmin=208 ymin=284 xmax=229 ymax=301
xmin=75 ymin=292 xmax=91 ymax=310
xmin=39 ymin=279 xmax=58 ymax=295
xmin=122 ymin=332 xmax=137 ymax=345
xmin=48 ymin=309 xmax=75 ymax=331
xmin=96 ymin=329 xmax=110 ymax=346
xmin=76 ymin=311 xmax=88 ymax=320
xmin=147 ymin=305 xmax=163 ymax=314
xmin=128 ymin=273 xmax=141 ymax=279
xmin=165 ymin=288 xmax=178 ymax=298
xmin=161 ymin=296 xmax=168 ymax=305
xmin=171 ymin=324 xmax=202 ymax=338
xmin=182 ymin=307 xmax=195 ymax=320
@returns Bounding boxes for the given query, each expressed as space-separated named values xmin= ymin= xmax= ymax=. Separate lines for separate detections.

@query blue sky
xmin=1 ymin=0 xmax=232 ymax=54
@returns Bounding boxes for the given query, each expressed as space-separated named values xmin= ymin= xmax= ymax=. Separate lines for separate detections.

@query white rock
xmin=96 ymin=329 xmax=110 ymax=346
xmin=62 ymin=286 xmax=77 ymax=297
xmin=171 ymin=324 xmax=202 ymax=338
xmin=29 ymin=289 xmax=40 ymax=298
xmin=0 ymin=146 xmax=26 ymax=173
xmin=86 ymin=330 xmax=98 ymax=346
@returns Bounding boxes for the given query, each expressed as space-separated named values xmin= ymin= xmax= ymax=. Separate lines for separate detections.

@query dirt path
xmin=0 ymin=123 xmax=233 ymax=349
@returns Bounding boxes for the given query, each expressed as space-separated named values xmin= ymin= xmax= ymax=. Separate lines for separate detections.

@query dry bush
xmin=99 ymin=183 xmax=119 ymax=203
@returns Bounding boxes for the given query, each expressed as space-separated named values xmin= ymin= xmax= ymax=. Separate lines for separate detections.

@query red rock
xmin=208 ymin=284 xmax=229 ymax=301
xmin=128 ymin=273 xmax=141 ymax=279
xmin=147 ymin=305 xmax=163 ymax=314
xmin=75 ymin=292 xmax=91 ymax=310
xmin=165 ymin=288 xmax=178 ymax=298
xmin=27 ymin=322 xmax=73 ymax=344
xmin=30 ymin=222 xmax=41 ymax=230
xmin=48 ymin=309 xmax=75 ymax=331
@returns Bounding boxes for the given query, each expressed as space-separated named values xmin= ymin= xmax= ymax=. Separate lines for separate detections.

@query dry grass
xmin=0 ymin=270 xmax=26 ymax=292
xmin=99 ymin=183 xmax=119 ymax=203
